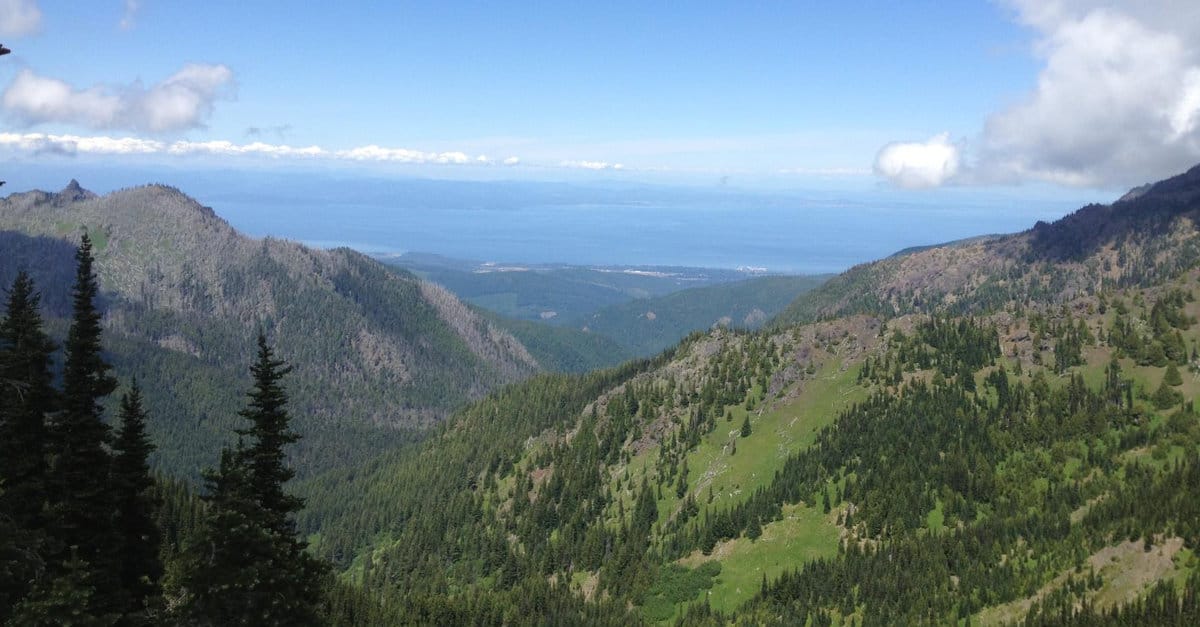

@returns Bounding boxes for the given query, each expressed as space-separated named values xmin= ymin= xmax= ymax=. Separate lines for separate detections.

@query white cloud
xmin=0 ymin=131 xmax=515 ymax=167
xmin=119 ymin=0 xmax=140 ymax=31
xmin=0 ymin=132 xmax=162 ymax=155
xmin=873 ymin=133 xmax=960 ymax=189
xmin=0 ymin=0 xmax=40 ymax=37
xmin=2 ymin=64 xmax=235 ymax=133
xmin=136 ymin=64 xmax=235 ymax=132
xmin=879 ymin=2 xmax=1200 ymax=188
xmin=977 ymin=3 xmax=1200 ymax=187
xmin=334 ymin=145 xmax=477 ymax=164
xmin=559 ymin=160 xmax=625 ymax=171
xmin=167 ymin=140 xmax=324 ymax=158
xmin=2 ymin=71 xmax=123 ymax=128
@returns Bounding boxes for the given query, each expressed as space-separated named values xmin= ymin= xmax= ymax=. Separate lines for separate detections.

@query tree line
xmin=0 ymin=235 xmax=327 ymax=625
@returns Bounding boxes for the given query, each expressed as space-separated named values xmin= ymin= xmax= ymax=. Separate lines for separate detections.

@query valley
xmin=292 ymin=167 xmax=1200 ymax=623
xmin=381 ymin=252 xmax=830 ymax=367
xmin=7 ymin=4 xmax=1200 ymax=624
xmin=5 ymin=165 xmax=1200 ymax=624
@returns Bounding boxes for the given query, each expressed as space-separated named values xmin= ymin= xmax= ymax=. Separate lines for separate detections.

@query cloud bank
xmin=559 ymin=160 xmax=625 ymax=171
xmin=0 ymin=132 xmax=523 ymax=167
xmin=878 ymin=1 xmax=1200 ymax=189
xmin=0 ymin=0 xmax=40 ymax=36
xmin=2 ymin=64 xmax=235 ymax=133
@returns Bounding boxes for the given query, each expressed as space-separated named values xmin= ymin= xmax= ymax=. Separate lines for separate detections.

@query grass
xmin=677 ymin=503 xmax=840 ymax=614
xmin=974 ymin=538 xmax=1189 ymax=625
xmin=926 ymin=498 xmax=945 ymax=533
xmin=48 ymin=220 xmax=107 ymax=250
xmin=679 ymin=358 xmax=865 ymax=518
xmin=87 ymin=227 xmax=109 ymax=251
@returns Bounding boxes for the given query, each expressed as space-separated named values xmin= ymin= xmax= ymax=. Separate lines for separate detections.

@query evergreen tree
xmin=176 ymin=447 xmax=279 ymax=625
xmin=1153 ymin=378 xmax=1183 ymax=410
xmin=0 ymin=270 xmax=58 ymax=529
xmin=235 ymin=334 xmax=303 ymax=534
xmin=740 ymin=414 xmax=752 ymax=438
xmin=1164 ymin=362 xmax=1183 ymax=387
xmin=44 ymin=234 xmax=121 ymax=616
xmin=0 ymin=485 xmax=46 ymax=625
xmin=8 ymin=552 xmax=119 ymax=627
xmin=176 ymin=334 xmax=326 ymax=625
xmin=111 ymin=382 xmax=163 ymax=621
xmin=0 ymin=271 xmax=58 ymax=619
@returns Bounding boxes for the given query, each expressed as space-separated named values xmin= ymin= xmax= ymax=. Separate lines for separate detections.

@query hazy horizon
xmin=2 ymin=162 xmax=1110 ymax=274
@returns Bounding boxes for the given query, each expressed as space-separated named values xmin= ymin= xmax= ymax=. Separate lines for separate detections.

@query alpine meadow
xmin=5 ymin=2 xmax=1200 ymax=626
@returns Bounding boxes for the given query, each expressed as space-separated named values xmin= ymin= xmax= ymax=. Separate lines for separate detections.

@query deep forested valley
xmin=6 ymin=164 xmax=1200 ymax=625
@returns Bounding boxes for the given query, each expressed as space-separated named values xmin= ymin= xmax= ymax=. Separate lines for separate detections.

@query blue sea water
xmin=210 ymin=195 xmax=1086 ymax=275
xmin=7 ymin=163 xmax=1103 ymax=275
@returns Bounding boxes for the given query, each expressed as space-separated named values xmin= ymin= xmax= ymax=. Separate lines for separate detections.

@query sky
xmin=2 ymin=0 xmax=1197 ymax=195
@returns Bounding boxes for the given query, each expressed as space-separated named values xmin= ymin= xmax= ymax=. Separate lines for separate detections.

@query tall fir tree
xmin=44 ymin=233 xmax=122 ymax=616
xmin=0 ymin=271 xmax=58 ymax=622
xmin=111 ymin=381 xmax=164 ymax=621
xmin=0 ymin=270 xmax=58 ymax=529
xmin=175 ymin=446 xmax=278 ymax=625
xmin=176 ymin=333 xmax=326 ymax=625
xmin=235 ymin=333 xmax=303 ymax=535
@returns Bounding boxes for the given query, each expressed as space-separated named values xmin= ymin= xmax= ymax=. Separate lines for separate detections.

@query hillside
xmin=387 ymin=252 xmax=828 ymax=366
xmin=294 ymin=165 xmax=1200 ymax=624
xmin=772 ymin=165 xmax=1200 ymax=328
xmin=0 ymin=181 xmax=540 ymax=479
xmin=568 ymin=274 xmax=830 ymax=357
xmin=381 ymin=253 xmax=774 ymax=323
xmin=477 ymin=308 xmax=635 ymax=373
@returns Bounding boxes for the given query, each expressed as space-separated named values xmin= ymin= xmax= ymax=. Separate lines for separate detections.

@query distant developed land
xmin=378 ymin=252 xmax=830 ymax=367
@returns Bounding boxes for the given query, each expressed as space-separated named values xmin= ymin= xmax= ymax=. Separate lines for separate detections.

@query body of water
xmin=212 ymin=196 xmax=1083 ymax=275
xmin=8 ymin=163 xmax=1102 ymax=275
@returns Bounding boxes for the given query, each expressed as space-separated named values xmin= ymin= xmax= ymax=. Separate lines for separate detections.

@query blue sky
xmin=2 ymin=1 xmax=1199 ymax=195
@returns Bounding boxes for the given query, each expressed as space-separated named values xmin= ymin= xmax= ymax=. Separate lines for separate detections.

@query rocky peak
xmin=56 ymin=179 xmax=97 ymax=203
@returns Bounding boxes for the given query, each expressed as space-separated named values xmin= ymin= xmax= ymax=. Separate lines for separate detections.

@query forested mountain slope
xmin=773 ymin=163 xmax=1200 ymax=327
xmin=297 ymin=165 xmax=1200 ymax=624
xmin=568 ymin=274 xmax=830 ymax=357
xmin=0 ymin=181 xmax=540 ymax=479
xmin=477 ymin=307 xmax=634 ymax=373
xmin=383 ymin=252 xmax=766 ymax=323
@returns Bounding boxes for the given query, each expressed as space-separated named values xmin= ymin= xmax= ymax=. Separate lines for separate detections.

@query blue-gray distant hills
xmin=382 ymin=252 xmax=830 ymax=364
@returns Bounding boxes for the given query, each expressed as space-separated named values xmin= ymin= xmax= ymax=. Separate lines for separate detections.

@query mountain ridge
xmin=0 ymin=181 xmax=541 ymax=479
xmin=772 ymin=164 xmax=1200 ymax=328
